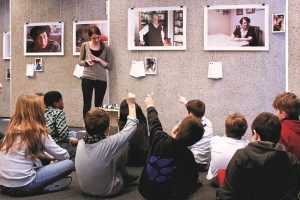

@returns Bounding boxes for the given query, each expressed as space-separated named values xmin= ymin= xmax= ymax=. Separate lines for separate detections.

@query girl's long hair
xmin=0 ymin=94 xmax=49 ymax=158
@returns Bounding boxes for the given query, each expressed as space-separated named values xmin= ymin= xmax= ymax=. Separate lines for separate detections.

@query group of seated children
xmin=0 ymin=91 xmax=299 ymax=199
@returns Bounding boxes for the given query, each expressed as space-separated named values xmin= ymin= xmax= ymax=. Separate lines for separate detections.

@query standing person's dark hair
xmin=78 ymin=25 xmax=113 ymax=119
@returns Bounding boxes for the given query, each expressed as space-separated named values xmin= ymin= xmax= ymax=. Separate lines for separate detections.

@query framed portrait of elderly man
xmin=24 ymin=22 xmax=64 ymax=56
xmin=73 ymin=20 xmax=109 ymax=56
xmin=128 ymin=6 xmax=187 ymax=50
xmin=204 ymin=4 xmax=269 ymax=51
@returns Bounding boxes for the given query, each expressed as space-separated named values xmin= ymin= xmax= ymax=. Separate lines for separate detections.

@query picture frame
xmin=272 ymin=14 xmax=285 ymax=33
xmin=236 ymin=9 xmax=243 ymax=15
xmin=35 ymin=58 xmax=43 ymax=72
xmin=6 ymin=68 xmax=10 ymax=80
xmin=144 ymin=57 xmax=157 ymax=74
xmin=24 ymin=22 xmax=64 ymax=56
xmin=3 ymin=32 xmax=11 ymax=59
xmin=204 ymin=4 xmax=269 ymax=51
xmin=73 ymin=20 xmax=109 ymax=56
xmin=128 ymin=6 xmax=187 ymax=50
xmin=246 ymin=8 xmax=255 ymax=14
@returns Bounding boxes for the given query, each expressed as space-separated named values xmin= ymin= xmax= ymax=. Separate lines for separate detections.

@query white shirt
xmin=206 ymin=135 xmax=249 ymax=180
xmin=0 ymin=135 xmax=70 ymax=187
xmin=188 ymin=116 xmax=213 ymax=164
xmin=139 ymin=23 xmax=165 ymax=43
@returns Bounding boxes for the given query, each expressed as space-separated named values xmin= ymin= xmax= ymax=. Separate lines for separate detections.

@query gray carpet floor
xmin=0 ymin=118 xmax=217 ymax=200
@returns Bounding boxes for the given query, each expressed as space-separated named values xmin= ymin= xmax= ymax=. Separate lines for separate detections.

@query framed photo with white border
xmin=3 ymin=32 xmax=11 ymax=59
xmin=272 ymin=14 xmax=285 ymax=33
xmin=35 ymin=58 xmax=43 ymax=72
xmin=24 ymin=22 xmax=64 ymax=56
xmin=128 ymin=6 xmax=187 ymax=50
xmin=144 ymin=57 xmax=157 ymax=74
xmin=73 ymin=20 xmax=109 ymax=56
xmin=204 ymin=4 xmax=269 ymax=51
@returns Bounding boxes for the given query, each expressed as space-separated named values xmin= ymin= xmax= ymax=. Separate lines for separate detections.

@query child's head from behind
xmin=225 ymin=113 xmax=248 ymax=139
xmin=186 ymin=99 xmax=205 ymax=119
xmin=273 ymin=92 xmax=300 ymax=120
xmin=173 ymin=115 xmax=204 ymax=147
xmin=119 ymin=99 xmax=146 ymax=122
xmin=85 ymin=108 xmax=110 ymax=136
xmin=44 ymin=91 xmax=64 ymax=110
xmin=251 ymin=112 xmax=281 ymax=143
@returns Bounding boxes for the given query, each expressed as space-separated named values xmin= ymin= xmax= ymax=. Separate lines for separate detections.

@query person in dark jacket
xmin=231 ymin=16 xmax=257 ymax=46
xmin=220 ymin=112 xmax=300 ymax=200
xmin=119 ymin=99 xmax=149 ymax=166
xmin=138 ymin=93 xmax=204 ymax=200
xmin=273 ymin=92 xmax=300 ymax=160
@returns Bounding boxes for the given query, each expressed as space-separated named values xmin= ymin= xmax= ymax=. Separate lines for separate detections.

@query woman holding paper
xmin=78 ymin=26 xmax=113 ymax=118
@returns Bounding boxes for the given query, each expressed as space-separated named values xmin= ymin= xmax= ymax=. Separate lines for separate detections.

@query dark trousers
xmin=81 ymin=78 xmax=107 ymax=118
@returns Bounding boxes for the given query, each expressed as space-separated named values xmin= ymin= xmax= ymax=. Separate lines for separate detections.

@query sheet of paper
xmin=130 ymin=60 xmax=145 ymax=78
xmin=208 ymin=62 xmax=223 ymax=79
xmin=73 ymin=64 xmax=84 ymax=78
xmin=26 ymin=64 xmax=35 ymax=77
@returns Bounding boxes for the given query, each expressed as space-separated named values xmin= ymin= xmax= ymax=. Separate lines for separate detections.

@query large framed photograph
xmin=24 ymin=22 xmax=64 ymax=56
xmin=272 ymin=14 xmax=285 ymax=33
xmin=204 ymin=4 xmax=269 ymax=51
xmin=73 ymin=20 xmax=109 ymax=56
xmin=3 ymin=32 xmax=11 ymax=59
xmin=128 ymin=6 xmax=186 ymax=50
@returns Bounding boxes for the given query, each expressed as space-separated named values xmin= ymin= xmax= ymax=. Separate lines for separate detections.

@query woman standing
xmin=0 ymin=95 xmax=74 ymax=196
xmin=79 ymin=26 xmax=112 ymax=118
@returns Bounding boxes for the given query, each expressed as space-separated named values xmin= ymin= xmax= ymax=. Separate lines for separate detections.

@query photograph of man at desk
xmin=204 ymin=4 xmax=269 ymax=51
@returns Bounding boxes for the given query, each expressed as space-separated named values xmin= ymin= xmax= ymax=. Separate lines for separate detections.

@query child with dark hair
xmin=221 ymin=112 xmax=300 ymax=200
xmin=44 ymin=91 xmax=78 ymax=162
xmin=139 ymin=93 xmax=204 ymax=200
xmin=206 ymin=113 xmax=249 ymax=182
xmin=178 ymin=94 xmax=213 ymax=172
xmin=75 ymin=93 xmax=139 ymax=197
xmin=273 ymin=92 xmax=300 ymax=160
xmin=119 ymin=99 xmax=149 ymax=166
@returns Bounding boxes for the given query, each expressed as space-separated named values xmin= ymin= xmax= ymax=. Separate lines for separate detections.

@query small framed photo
xmin=236 ymin=9 xmax=243 ymax=15
xmin=6 ymin=68 xmax=10 ymax=79
xmin=246 ymin=8 xmax=255 ymax=14
xmin=144 ymin=57 xmax=157 ymax=74
xmin=35 ymin=58 xmax=43 ymax=71
xmin=24 ymin=22 xmax=64 ymax=56
xmin=73 ymin=20 xmax=109 ymax=55
xmin=272 ymin=14 xmax=285 ymax=33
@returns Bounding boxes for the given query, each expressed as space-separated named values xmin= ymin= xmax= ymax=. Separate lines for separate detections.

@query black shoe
xmin=124 ymin=174 xmax=139 ymax=185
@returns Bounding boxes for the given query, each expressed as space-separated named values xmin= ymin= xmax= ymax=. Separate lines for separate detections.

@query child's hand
xmin=178 ymin=93 xmax=188 ymax=105
xmin=145 ymin=92 xmax=154 ymax=108
xmin=70 ymin=137 xmax=79 ymax=146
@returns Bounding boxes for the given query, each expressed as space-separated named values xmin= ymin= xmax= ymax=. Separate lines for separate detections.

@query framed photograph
xmin=272 ymin=14 xmax=285 ymax=33
xmin=204 ymin=4 xmax=269 ymax=51
xmin=128 ymin=6 xmax=187 ymax=50
xmin=73 ymin=20 xmax=109 ymax=56
xmin=35 ymin=58 xmax=43 ymax=72
xmin=145 ymin=57 xmax=157 ymax=74
xmin=3 ymin=32 xmax=11 ymax=59
xmin=24 ymin=22 xmax=64 ymax=56
xmin=246 ymin=8 xmax=255 ymax=14
xmin=236 ymin=9 xmax=243 ymax=15
xmin=6 ymin=68 xmax=10 ymax=79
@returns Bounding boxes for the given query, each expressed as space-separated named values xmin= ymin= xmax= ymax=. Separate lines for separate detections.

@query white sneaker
xmin=43 ymin=175 xmax=72 ymax=192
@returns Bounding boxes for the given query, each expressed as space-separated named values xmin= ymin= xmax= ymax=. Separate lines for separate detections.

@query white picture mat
xmin=3 ymin=32 xmax=11 ymax=59
xmin=24 ymin=22 xmax=64 ymax=56
xmin=204 ymin=4 xmax=269 ymax=51
xmin=128 ymin=6 xmax=187 ymax=50
xmin=73 ymin=20 xmax=109 ymax=56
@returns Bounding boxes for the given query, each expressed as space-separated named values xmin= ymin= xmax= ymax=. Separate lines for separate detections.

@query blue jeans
xmin=1 ymin=160 xmax=74 ymax=196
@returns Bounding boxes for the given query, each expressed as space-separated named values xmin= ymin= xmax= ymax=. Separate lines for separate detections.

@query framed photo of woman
xmin=73 ymin=20 xmax=109 ymax=55
xmin=272 ymin=14 xmax=285 ymax=33
xmin=24 ymin=22 xmax=64 ymax=56
xmin=204 ymin=4 xmax=269 ymax=51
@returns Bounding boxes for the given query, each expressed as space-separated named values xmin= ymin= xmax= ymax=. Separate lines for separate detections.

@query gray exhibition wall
xmin=8 ymin=0 xmax=290 ymax=138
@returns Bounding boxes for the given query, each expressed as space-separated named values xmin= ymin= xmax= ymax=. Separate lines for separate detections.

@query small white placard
xmin=208 ymin=62 xmax=223 ymax=79
xmin=73 ymin=64 xmax=84 ymax=78
xmin=26 ymin=64 xmax=35 ymax=77
xmin=130 ymin=60 xmax=145 ymax=78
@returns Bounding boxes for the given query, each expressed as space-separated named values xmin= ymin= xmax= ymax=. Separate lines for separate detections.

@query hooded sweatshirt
xmin=220 ymin=141 xmax=299 ymax=200
xmin=280 ymin=119 xmax=300 ymax=160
